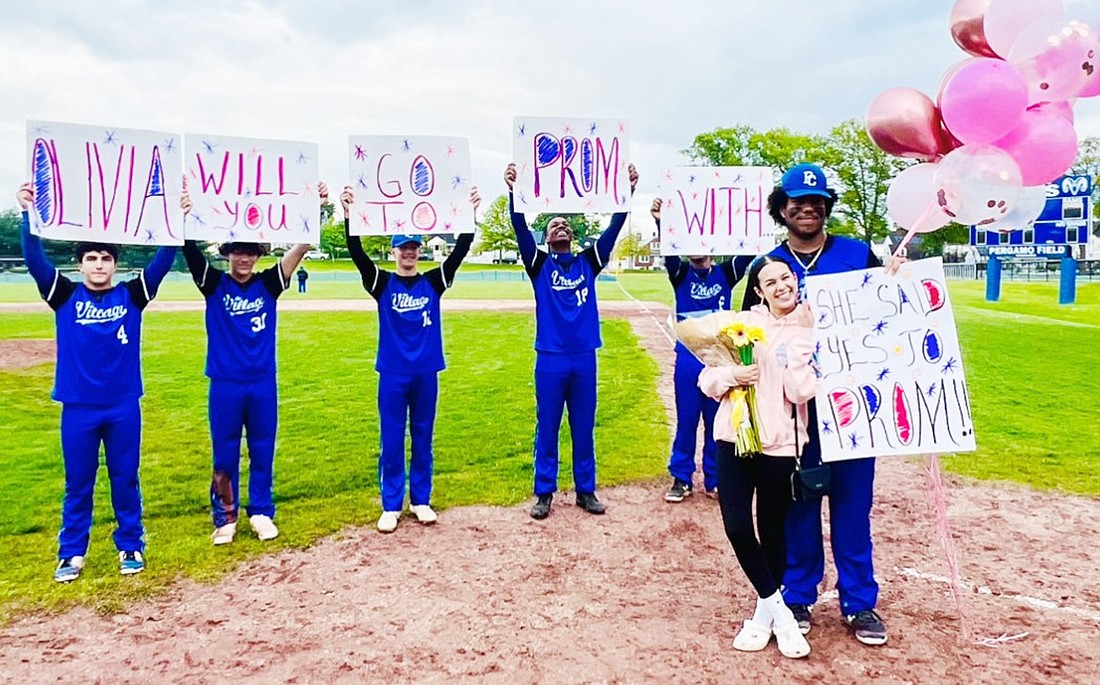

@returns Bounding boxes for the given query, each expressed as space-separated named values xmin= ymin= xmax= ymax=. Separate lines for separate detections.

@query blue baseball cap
xmin=781 ymin=163 xmax=831 ymax=199
xmin=390 ymin=234 xmax=423 ymax=248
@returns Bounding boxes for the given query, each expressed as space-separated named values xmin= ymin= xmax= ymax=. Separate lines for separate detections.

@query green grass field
xmin=0 ymin=268 xmax=1097 ymax=621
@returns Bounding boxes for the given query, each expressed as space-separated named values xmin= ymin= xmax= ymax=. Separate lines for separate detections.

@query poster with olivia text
xmin=511 ymin=116 xmax=630 ymax=213
xmin=805 ymin=258 xmax=976 ymax=462
xmin=183 ymin=134 xmax=320 ymax=244
xmin=658 ymin=166 xmax=776 ymax=255
xmin=26 ymin=120 xmax=183 ymax=245
xmin=347 ymin=135 xmax=474 ymax=236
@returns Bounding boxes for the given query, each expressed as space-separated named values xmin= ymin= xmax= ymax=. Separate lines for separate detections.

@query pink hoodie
xmin=696 ymin=305 xmax=816 ymax=457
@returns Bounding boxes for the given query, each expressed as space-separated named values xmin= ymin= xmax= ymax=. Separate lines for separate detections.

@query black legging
xmin=716 ymin=440 xmax=796 ymax=598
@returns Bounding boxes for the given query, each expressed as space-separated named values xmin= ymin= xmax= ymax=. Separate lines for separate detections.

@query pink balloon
xmin=984 ymin=0 xmax=1063 ymax=58
xmin=1079 ymin=62 xmax=1100 ymax=97
xmin=933 ymin=145 xmax=1023 ymax=225
xmin=1027 ymin=99 xmax=1076 ymax=123
xmin=993 ymin=108 xmax=1079 ymax=185
xmin=950 ymin=0 xmax=999 ymax=57
xmin=866 ymin=88 xmax=955 ymax=161
xmin=939 ymin=58 xmax=1029 ymax=144
xmin=1009 ymin=16 xmax=1097 ymax=103
xmin=887 ymin=164 xmax=952 ymax=233
xmin=984 ymin=184 xmax=1051 ymax=232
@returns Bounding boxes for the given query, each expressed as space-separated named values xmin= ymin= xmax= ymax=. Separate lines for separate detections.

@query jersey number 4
xmin=117 ymin=326 xmax=129 ymax=345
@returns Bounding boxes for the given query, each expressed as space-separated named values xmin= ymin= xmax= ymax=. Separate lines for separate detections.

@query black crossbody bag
xmin=790 ymin=404 xmax=830 ymax=502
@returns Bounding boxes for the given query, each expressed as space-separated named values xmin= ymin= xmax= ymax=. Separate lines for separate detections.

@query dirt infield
xmin=0 ymin=339 xmax=54 ymax=371
xmin=1 ymin=299 xmax=1097 ymax=684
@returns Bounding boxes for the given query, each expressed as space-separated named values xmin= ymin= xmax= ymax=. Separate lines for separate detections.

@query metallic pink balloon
xmin=867 ymin=88 xmax=955 ymax=161
xmin=950 ymin=0 xmax=999 ymax=58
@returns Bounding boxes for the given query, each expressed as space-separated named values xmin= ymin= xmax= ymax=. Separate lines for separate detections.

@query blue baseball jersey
xmin=531 ymin=250 xmax=602 ymax=354
xmin=204 ymin=269 xmax=285 ymax=380
xmin=182 ymin=243 xmax=288 ymax=381
xmin=50 ymin=281 xmax=150 ymax=405
xmin=669 ymin=260 xmax=745 ymax=321
xmin=376 ymin=273 xmax=445 ymax=373
xmin=776 ymin=235 xmax=879 ymax=294
xmin=19 ymin=215 xmax=174 ymax=404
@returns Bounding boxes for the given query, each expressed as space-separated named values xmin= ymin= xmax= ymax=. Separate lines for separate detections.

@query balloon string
xmin=892 ymin=201 xmax=938 ymax=260
xmin=894 ymin=226 xmax=917 ymax=260
xmin=925 ymin=453 xmax=973 ymax=642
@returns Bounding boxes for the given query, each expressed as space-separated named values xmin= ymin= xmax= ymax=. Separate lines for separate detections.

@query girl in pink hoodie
xmin=697 ymin=256 xmax=815 ymax=659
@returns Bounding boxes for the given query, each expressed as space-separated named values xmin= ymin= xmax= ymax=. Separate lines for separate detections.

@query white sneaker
xmin=377 ymin=510 xmax=401 ymax=533
xmin=212 ymin=521 xmax=237 ymax=545
xmin=249 ymin=515 xmax=279 ymax=541
xmin=410 ymin=504 xmax=438 ymax=525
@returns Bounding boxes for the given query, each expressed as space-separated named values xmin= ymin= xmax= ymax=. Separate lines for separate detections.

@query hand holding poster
xmin=511 ymin=116 xmax=630 ymax=213
xmin=347 ymin=136 xmax=474 ymax=236
xmin=27 ymin=120 xmax=183 ymax=245
xmin=805 ymin=258 xmax=976 ymax=462
xmin=183 ymin=134 xmax=320 ymax=245
xmin=659 ymin=166 xmax=776 ymax=255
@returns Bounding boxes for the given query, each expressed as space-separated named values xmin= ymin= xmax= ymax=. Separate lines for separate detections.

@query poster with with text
xmin=658 ymin=166 xmax=776 ymax=255
xmin=183 ymin=134 xmax=320 ymax=244
xmin=26 ymin=120 xmax=183 ymax=245
xmin=805 ymin=258 xmax=976 ymax=462
xmin=511 ymin=116 xmax=630 ymax=213
xmin=347 ymin=135 xmax=474 ymax=236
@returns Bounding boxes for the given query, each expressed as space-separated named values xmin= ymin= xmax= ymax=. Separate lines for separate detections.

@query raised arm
xmin=504 ymin=163 xmax=538 ymax=268
xmin=182 ymin=240 xmax=210 ymax=279
xmin=436 ymin=186 xmax=479 ymax=289
xmin=723 ymin=255 xmax=755 ymax=287
xmin=651 ymin=197 xmax=682 ymax=279
xmin=593 ymin=163 xmax=639 ymax=267
xmin=179 ymin=177 xmax=223 ymax=296
xmin=16 ymin=183 xmax=58 ymax=296
xmin=140 ymin=245 xmax=178 ymax=299
xmin=340 ymin=185 xmax=383 ymax=295
xmin=279 ymin=181 xmax=329 ymax=282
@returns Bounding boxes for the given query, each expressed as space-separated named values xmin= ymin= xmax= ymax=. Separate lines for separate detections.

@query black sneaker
xmin=530 ymin=493 xmax=553 ymax=520
xmin=789 ymin=604 xmax=812 ymax=635
xmin=845 ymin=609 xmax=888 ymax=646
xmin=664 ymin=478 xmax=693 ymax=503
xmin=575 ymin=492 xmax=606 ymax=515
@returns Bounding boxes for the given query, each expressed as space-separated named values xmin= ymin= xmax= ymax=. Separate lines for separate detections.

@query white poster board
xmin=805 ymin=258 xmax=976 ymax=462
xmin=511 ymin=116 xmax=630 ymax=213
xmin=347 ymin=135 xmax=474 ymax=236
xmin=26 ymin=120 xmax=183 ymax=245
xmin=658 ymin=166 xmax=776 ymax=255
xmin=183 ymin=134 xmax=320 ymax=244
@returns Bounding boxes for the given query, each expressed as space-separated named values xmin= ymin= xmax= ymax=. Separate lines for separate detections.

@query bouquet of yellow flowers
xmin=673 ymin=313 xmax=767 ymax=455
xmin=719 ymin=321 xmax=766 ymax=455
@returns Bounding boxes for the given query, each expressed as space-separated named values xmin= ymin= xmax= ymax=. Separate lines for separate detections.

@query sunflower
xmin=721 ymin=321 xmax=750 ymax=348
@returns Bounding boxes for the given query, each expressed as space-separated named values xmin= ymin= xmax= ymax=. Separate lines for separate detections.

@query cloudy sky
xmin=5 ymin=0 xmax=1100 ymax=214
